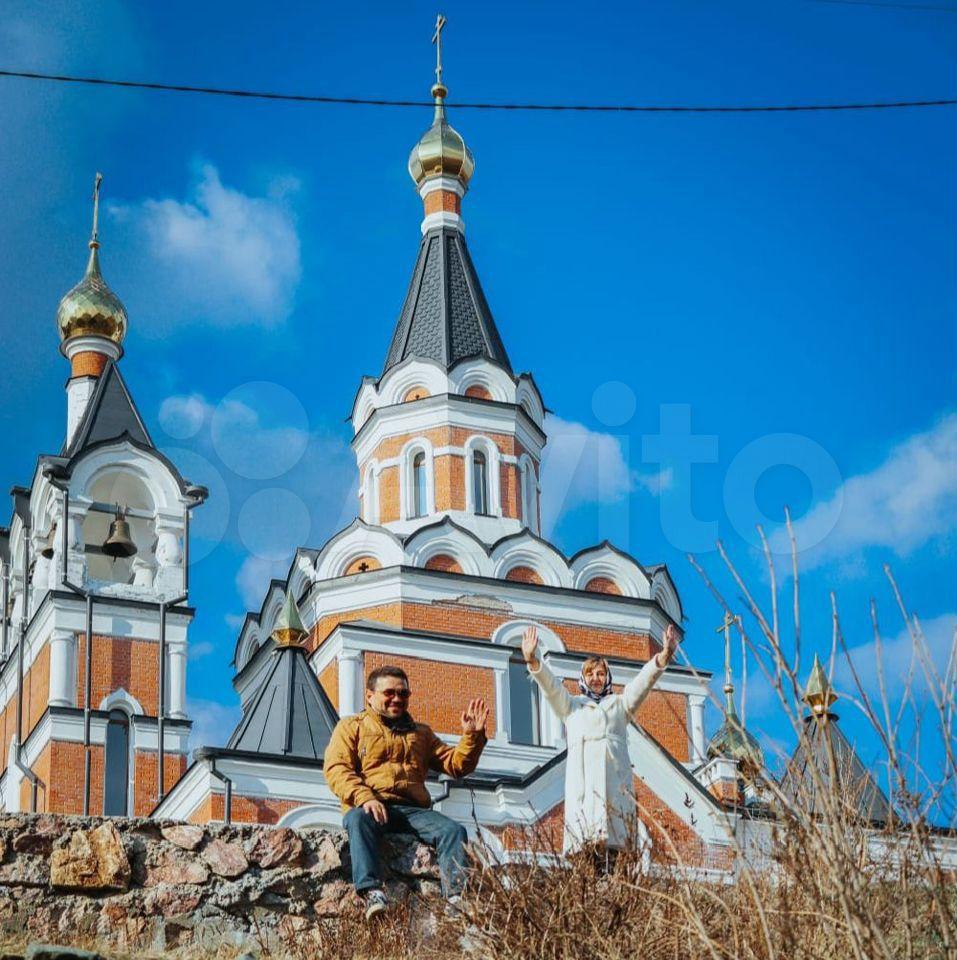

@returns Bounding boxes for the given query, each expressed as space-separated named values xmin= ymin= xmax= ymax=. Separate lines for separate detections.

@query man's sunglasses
xmin=379 ymin=688 xmax=411 ymax=700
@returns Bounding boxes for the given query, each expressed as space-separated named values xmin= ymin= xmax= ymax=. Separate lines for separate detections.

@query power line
xmin=0 ymin=68 xmax=954 ymax=113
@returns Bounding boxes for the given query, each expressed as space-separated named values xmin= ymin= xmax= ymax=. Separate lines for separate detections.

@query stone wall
xmin=0 ymin=813 xmax=439 ymax=958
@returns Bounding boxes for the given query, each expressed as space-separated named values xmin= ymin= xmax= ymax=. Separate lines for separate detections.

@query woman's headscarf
xmin=578 ymin=662 xmax=613 ymax=702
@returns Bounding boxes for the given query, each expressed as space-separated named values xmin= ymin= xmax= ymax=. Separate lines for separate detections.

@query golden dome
xmin=408 ymin=84 xmax=475 ymax=189
xmin=57 ymin=241 xmax=128 ymax=346
xmin=706 ymin=690 xmax=764 ymax=780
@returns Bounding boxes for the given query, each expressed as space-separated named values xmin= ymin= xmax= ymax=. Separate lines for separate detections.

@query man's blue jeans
xmin=344 ymin=803 xmax=469 ymax=896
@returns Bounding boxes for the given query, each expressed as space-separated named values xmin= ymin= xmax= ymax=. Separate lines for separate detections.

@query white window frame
xmin=464 ymin=436 xmax=502 ymax=518
xmin=400 ymin=438 xmax=435 ymax=521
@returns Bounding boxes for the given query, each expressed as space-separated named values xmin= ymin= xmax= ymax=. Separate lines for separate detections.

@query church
xmin=0 ymin=34 xmax=900 ymax=876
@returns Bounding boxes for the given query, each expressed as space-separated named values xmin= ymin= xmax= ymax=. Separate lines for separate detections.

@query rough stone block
xmin=50 ymin=823 xmax=130 ymax=892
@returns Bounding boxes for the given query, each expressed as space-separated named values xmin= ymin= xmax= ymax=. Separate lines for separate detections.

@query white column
xmin=154 ymin=522 xmax=183 ymax=568
xmin=66 ymin=377 xmax=97 ymax=447
xmin=540 ymin=663 xmax=566 ymax=748
xmin=493 ymin=666 xmax=511 ymax=743
xmin=130 ymin=556 xmax=156 ymax=589
xmin=688 ymin=694 xmax=707 ymax=765
xmin=4 ymin=739 xmax=22 ymax=812
xmin=337 ymin=649 xmax=364 ymax=717
xmin=48 ymin=630 xmax=76 ymax=707
xmin=168 ymin=641 xmax=188 ymax=719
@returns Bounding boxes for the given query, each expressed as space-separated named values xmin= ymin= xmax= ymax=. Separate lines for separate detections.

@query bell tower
xmin=0 ymin=176 xmax=206 ymax=817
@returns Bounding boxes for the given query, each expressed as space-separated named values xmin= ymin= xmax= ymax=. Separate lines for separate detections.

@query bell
xmin=39 ymin=527 xmax=56 ymax=560
xmin=102 ymin=508 xmax=137 ymax=559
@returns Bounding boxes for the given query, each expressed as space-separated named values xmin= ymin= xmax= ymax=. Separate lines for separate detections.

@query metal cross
xmin=432 ymin=14 xmax=447 ymax=87
xmin=358 ymin=561 xmax=370 ymax=573
xmin=716 ymin=612 xmax=738 ymax=690
xmin=91 ymin=172 xmax=103 ymax=242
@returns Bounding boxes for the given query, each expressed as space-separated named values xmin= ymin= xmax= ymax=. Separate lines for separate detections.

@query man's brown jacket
xmin=323 ymin=708 xmax=487 ymax=811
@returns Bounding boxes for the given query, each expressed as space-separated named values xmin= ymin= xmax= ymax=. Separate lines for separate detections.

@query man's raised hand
xmin=521 ymin=625 xmax=540 ymax=669
xmin=461 ymin=698 xmax=489 ymax=735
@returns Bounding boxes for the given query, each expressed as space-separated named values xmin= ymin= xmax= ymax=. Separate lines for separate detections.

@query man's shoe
xmin=364 ymin=888 xmax=390 ymax=920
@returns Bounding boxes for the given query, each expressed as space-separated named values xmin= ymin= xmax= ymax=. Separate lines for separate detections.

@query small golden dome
xmin=57 ymin=241 xmax=128 ymax=346
xmin=408 ymin=84 xmax=475 ymax=189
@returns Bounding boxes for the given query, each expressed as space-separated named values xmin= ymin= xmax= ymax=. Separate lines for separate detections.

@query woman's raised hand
xmin=521 ymin=625 xmax=540 ymax=668
xmin=657 ymin=623 xmax=682 ymax=667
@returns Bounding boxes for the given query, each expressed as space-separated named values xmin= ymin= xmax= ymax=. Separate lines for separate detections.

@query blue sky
xmin=1 ymin=1 xmax=954 ymax=816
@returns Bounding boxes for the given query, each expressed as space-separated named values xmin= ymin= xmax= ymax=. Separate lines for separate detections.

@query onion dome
xmin=57 ymin=174 xmax=127 ymax=348
xmin=408 ymin=83 xmax=474 ymax=189
xmin=271 ymin=590 xmax=307 ymax=648
xmin=56 ymin=243 xmax=128 ymax=346
xmin=706 ymin=688 xmax=764 ymax=780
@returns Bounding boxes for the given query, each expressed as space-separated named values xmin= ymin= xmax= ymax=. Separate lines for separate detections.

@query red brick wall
xmin=505 ymin=566 xmax=544 ymax=585
xmin=45 ymin=741 xmax=104 ymax=814
xmin=434 ymin=454 xmax=467 ymax=512
xmin=365 ymin=651 xmax=496 ymax=737
xmin=0 ymin=644 xmax=52 ymax=778
xmin=319 ymin=660 xmax=339 ymax=712
xmin=633 ymin=777 xmax=734 ymax=870
xmin=308 ymin=601 xmax=660 ymax=665
xmin=76 ymin=634 xmax=159 ymax=716
xmin=637 ymin=691 xmax=690 ymax=763
xmin=22 ymin=741 xmax=52 ymax=813
xmin=132 ymin=751 xmax=188 ymax=816
xmin=188 ymin=792 xmax=304 ymax=825
xmin=500 ymin=463 xmax=521 ymax=519
xmin=424 ymin=555 xmax=463 ymax=574
xmin=424 ymin=190 xmax=462 ymax=216
xmin=585 ymin=577 xmax=622 ymax=595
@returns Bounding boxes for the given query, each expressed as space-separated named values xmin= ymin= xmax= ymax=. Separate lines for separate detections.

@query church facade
xmin=151 ymin=71 xmax=748 ymax=871
xmin=0 ymin=49 xmax=839 ymax=876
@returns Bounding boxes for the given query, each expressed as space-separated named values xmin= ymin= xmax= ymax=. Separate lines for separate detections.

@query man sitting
xmin=324 ymin=664 xmax=489 ymax=919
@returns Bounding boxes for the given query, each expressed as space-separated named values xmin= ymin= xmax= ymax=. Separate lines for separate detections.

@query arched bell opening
xmin=81 ymin=471 xmax=157 ymax=586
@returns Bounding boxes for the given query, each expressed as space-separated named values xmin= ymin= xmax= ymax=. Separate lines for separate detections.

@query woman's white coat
xmin=530 ymin=657 xmax=664 ymax=852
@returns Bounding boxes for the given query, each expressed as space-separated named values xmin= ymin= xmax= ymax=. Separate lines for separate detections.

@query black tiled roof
xmin=64 ymin=360 xmax=153 ymax=457
xmin=383 ymin=226 xmax=512 ymax=376
xmin=225 ymin=643 xmax=339 ymax=760
xmin=780 ymin=715 xmax=895 ymax=823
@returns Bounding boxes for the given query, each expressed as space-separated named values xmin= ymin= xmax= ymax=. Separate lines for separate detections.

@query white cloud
xmin=540 ymin=414 xmax=667 ymax=535
xmin=835 ymin=611 xmax=957 ymax=704
xmin=187 ymin=640 xmax=214 ymax=662
xmin=187 ymin=697 xmax=242 ymax=754
xmin=779 ymin=412 xmax=957 ymax=570
xmin=224 ymin=613 xmax=246 ymax=631
xmin=158 ymin=384 xmax=356 ymax=615
xmin=109 ymin=163 xmax=301 ymax=331
xmin=158 ymin=393 xmax=210 ymax=440
xmin=236 ymin=554 xmax=291 ymax=610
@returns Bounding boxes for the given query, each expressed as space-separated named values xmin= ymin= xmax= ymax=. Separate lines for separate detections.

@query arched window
xmin=472 ymin=451 xmax=489 ymax=516
xmin=412 ymin=453 xmax=428 ymax=518
xmin=103 ymin=708 xmax=130 ymax=816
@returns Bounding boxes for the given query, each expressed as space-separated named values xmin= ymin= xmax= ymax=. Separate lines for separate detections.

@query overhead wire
xmin=0 ymin=68 xmax=954 ymax=113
